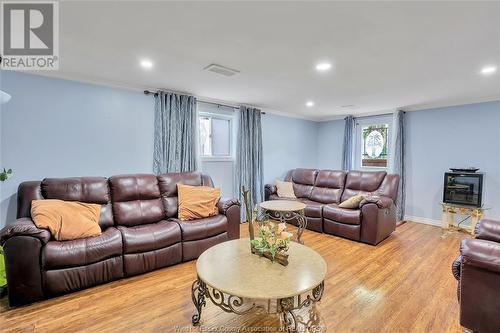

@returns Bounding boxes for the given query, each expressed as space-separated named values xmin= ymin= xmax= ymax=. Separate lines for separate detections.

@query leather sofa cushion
xmin=110 ymin=174 xmax=165 ymax=227
xmin=323 ymin=205 xmax=361 ymax=225
xmin=41 ymin=177 xmax=113 ymax=229
xmin=175 ymin=214 xmax=228 ymax=242
xmin=43 ymin=227 xmax=122 ymax=270
xmin=341 ymin=171 xmax=387 ymax=202
xmin=310 ymin=170 xmax=346 ymax=204
xmin=158 ymin=172 xmax=214 ymax=218
xmin=285 ymin=169 xmax=317 ymax=199
xmin=110 ymin=174 xmax=160 ymax=201
xmin=298 ymin=199 xmax=323 ymax=218
xmin=118 ymin=220 xmax=181 ymax=254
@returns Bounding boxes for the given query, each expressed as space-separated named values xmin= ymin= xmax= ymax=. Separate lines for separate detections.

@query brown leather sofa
xmin=0 ymin=172 xmax=240 ymax=307
xmin=265 ymin=168 xmax=399 ymax=245
xmin=452 ymin=219 xmax=500 ymax=333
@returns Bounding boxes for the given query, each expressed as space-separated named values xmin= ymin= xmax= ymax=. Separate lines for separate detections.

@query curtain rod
xmin=353 ymin=112 xmax=393 ymax=119
xmin=144 ymin=90 xmax=266 ymax=114
xmin=346 ymin=110 xmax=405 ymax=120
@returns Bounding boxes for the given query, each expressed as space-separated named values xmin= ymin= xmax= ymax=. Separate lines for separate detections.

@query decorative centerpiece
xmin=241 ymin=187 xmax=292 ymax=266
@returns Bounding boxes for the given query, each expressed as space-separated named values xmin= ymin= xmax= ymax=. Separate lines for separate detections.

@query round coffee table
xmin=192 ymin=238 xmax=326 ymax=332
xmin=259 ymin=200 xmax=308 ymax=244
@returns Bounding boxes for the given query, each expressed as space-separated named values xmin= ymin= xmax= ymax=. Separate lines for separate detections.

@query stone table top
xmin=259 ymin=200 xmax=306 ymax=212
xmin=196 ymin=238 xmax=327 ymax=299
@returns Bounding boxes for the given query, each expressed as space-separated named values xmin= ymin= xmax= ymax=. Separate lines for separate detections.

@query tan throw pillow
xmin=276 ymin=180 xmax=296 ymax=199
xmin=177 ymin=184 xmax=221 ymax=221
xmin=31 ymin=199 xmax=102 ymax=241
xmin=338 ymin=194 xmax=365 ymax=209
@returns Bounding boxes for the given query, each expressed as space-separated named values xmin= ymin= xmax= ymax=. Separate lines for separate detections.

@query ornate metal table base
xmin=192 ymin=278 xmax=324 ymax=332
xmin=259 ymin=209 xmax=308 ymax=245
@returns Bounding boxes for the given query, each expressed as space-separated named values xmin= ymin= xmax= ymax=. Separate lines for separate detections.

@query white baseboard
xmin=404 ymin=215 xmax=442 ymax=227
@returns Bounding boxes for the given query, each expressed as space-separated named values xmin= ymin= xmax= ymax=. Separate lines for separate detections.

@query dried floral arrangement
xmin=250 ymin=220 xmax=292 ymax=264
xmin=241 ymin=187 xmax=292 ymax=266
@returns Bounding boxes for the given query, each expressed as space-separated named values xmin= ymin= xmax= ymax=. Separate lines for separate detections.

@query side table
xmin=259 ymin=200 xmax=307 ymax=244
xmin=441 ymin=202 xmax=490 ymax=234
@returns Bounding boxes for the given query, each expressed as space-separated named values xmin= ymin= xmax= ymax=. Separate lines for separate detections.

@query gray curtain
xmin=153 ymin=91 xmax=198 ymax=173
xmin=342 ymin=115 xmax=355 ymax=171
xmin=236 ymin=106 xmax=263 ymax=221
xmin=390 ymin=110 xmax=406 ymax=221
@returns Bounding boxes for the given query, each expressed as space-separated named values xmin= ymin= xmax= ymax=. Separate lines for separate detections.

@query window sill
xmin=358 ymin=166 xmax=388 ymax=171
xmin=201 ymin=157 xmax=235 ymax=163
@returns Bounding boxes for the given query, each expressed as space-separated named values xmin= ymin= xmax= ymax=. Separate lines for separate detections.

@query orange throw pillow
xmin=31 ymin=199 xmax=102 ymax=241
xmin=177 ymin=184 xmax=221 ymax=221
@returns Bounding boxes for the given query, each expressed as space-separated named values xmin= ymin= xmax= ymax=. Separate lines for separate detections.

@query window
xmin=354 ymin=117 xmax=391 ymax=169
xmin=199 ymin=113 xmax=233 ymax=160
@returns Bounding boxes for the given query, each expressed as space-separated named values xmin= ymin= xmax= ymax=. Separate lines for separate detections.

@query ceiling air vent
xmin=204 ymin=63 xmax=240 ymax=77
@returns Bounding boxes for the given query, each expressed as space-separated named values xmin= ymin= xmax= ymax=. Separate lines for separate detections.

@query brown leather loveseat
xmin=0 ymin=172 xmax=240 ymax=307
xmin=265 ymin=168 xmax=399 ymax=245
xmin=452 ymin=219 xmax=500 ymax=333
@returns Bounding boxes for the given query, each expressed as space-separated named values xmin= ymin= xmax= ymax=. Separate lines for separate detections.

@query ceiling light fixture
xmin=480 ymin=65 xmax=497 ymax=75
xmin=140 ymin=59 xmax=153 ymax=69
xmin=306 ymin=101 xmax=315 ymax=107
xmin=315 ymin=62 xmax=332 ymax=71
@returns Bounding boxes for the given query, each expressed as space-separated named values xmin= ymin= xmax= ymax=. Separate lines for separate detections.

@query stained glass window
xmin=361 ymin=124 xmax=389 ymax=168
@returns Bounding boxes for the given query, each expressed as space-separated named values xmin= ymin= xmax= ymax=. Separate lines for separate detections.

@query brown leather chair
xmin=0 ymin=172 xmax=240 ymax=307
xmin=265 ymin=168 xmax=399 ymax=245
xmin=452 ymin=219 xmax=500 ymax=333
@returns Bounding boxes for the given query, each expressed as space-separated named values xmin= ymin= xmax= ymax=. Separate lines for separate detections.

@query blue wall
xmin=0 ymin=71 xmax=318 ymax=227
xmin=1 ymin=71 xmax=498 ymax=227
xmin=316 ymin=101 xmax=500 ymax=221
xmin=405 ymin=101 xmax=500 ymax=221
xmin=317 ymin=119 xmax=344 ymax=170
xmin=0 ymin=71 xmax=154 ymax=227
xmin=262 ymin=113 xmax=319 ymax=185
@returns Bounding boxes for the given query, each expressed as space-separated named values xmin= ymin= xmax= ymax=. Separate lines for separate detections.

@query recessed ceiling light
xmin=480 ymin=65 xmax=497 ymax=75
xmin=315 ymin=62 xmax=332 ymax=71
xmin=306 ymin=101 xmax=315 ymax=107
xmin=140 ymin=59 xmax=153 ymax=69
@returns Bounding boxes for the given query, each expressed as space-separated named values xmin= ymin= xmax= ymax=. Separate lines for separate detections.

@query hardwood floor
xmin=0 ymin=222 xmax=468 ymax=333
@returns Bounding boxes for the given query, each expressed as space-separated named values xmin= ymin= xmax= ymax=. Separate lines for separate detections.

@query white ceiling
xmin=36 ymin=1 xmax=500 ymax=120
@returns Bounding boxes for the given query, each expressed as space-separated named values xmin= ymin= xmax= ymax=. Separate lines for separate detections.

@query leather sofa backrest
xmin=376 ymin=174 xmax=400 ymax=203
xmin=17 ymin=181 xmax=43 ymax=219
xmin=310 ymin=170 xmax=347 ymax=204
xmin=341 ymin=171 xmax=387 ymax=202
xmin=157 ymin=172 xmax=214 ymax=218
xmin=284 ymin=168 xmax=318 ymax=199
xmin=109 ymin=174 xmax=165 ymax=227
xmin=41 ymin=177 xmax=114 ymax=229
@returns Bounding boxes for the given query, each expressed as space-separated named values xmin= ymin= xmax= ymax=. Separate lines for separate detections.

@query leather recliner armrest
xmin=217 ymin=197 xmax=240 ymax=215
xmin=452 ymin=255 xmax=462 ymax=281
xmin=460 ymin=239 xmax=500 ymax=274
xmin=359 ymin=195 xmax=394 ymax=209
xmin=0 ymin=217 xmax=51 ymax=245
xmin=475 ymin=219 xmax=500 ymax=243
xmin=217 ymin=197 xmax=241 ymax=240
xmin=264 ymin=184 xmax=277 ymax=200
